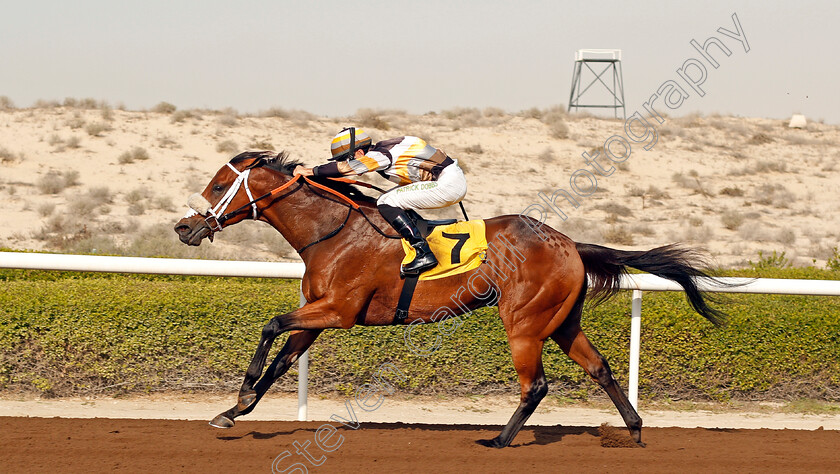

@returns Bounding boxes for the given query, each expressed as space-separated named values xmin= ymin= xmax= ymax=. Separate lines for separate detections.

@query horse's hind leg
xmin=210 ymin=329 xmax=321 ymax=428
xmin=478 ymin=336 xmax=548 ymax=448
xmin=551 ymin=321 xmax=644 ymax=446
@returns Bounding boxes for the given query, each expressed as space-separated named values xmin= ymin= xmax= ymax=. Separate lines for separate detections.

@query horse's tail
xmin=575 ymin=242 xmax=727 ymax=326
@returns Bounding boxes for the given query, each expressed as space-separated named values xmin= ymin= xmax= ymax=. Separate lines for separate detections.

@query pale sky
xmin=2 ymin=1 xmax=838 ymax=123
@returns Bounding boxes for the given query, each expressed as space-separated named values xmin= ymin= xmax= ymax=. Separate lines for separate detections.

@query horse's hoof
xmin=632 ymin=430 xmax=645 ymax=447
xmin=476 ymin=437 xmax=506 ymax=449
xmin=237 ymin=391 xmax=257 ymax=411
xmin=209 ymin=414 xmax=235 ymax=429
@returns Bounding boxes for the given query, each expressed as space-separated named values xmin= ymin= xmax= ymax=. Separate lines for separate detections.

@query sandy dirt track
xmin=2 ymin=416 xmax=839 ymax=473
xmin=3 ymin=394 xmax=840 ymax=473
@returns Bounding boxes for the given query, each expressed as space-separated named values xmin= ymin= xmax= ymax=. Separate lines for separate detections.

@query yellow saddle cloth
xmin=401 ymin=219 xmax=487 ymax=281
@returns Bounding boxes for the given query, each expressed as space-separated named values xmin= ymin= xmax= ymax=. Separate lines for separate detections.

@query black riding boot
xmin=379 ymin=205 xmax=438 ymax=277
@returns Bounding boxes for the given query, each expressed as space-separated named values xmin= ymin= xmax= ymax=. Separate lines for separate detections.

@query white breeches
xmin=376 ymin=162 xmax=467 ymax=210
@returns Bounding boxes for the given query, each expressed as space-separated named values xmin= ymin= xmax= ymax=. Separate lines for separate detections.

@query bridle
xmin=184 ymin=161 xmax=399 ymax=252
xmin=185 ymin=163 xmax=260 ymax=232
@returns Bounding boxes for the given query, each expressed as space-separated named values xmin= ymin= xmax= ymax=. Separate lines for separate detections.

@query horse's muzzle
xmin=174 ymin=217 xmax=214 ymax=246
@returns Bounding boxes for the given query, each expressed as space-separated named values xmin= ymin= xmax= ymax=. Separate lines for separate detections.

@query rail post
xmin=297 ymin=285 xmax=308 ymax=421
xmin=628 ymin=290 xmax=643 ymax=410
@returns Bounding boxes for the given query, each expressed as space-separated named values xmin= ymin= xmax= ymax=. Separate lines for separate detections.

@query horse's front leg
xmin=210 ymin=329 xmax=321 ymax=428
xmin=210 ymin=300 xmax=352 ymax=428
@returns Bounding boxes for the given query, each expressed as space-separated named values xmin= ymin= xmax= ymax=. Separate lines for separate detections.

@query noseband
xmin=183 ymin=163 xmax=260 ymax=232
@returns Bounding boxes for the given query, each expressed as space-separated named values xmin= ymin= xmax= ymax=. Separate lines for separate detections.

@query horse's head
xmin=174 ymin=151 xmax=297 ymax=246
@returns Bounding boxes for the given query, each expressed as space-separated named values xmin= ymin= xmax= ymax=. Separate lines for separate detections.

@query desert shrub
xmin=260 ymin=107 xmax=316 ymax=122
xmin=36 ymin=170 xmax=79 ymax=194
xmin=720 ymin=210 xmax=745 ymax=230
xmin=65 ymin=235 xmax=122 ymax=255
xmin=443 ymin=107 xmax=481 ymax=123
xmin=67 ymin=196 xmax=100 ymax=217
xmin=738 ymin=223 xmax=770 ymax=242
xmin=775 ymin=228 xmax=796 ymax=245
xmin=34 ymin=99 xmax=61 ymax=108
xmin=85 ymin=122 xmax=111 ymax=137
xmin=682 ymin=225 xmax=714 ymax=243
xmin=658 ymin=123 xmax=685 ymax=137
xmin=749 ymin=250 xmax=790 ymax=270
xmin=152 ymin=196 xmax=176 ymax=212
xmin=127 ymin=202 xmax=146 ymax=216
xmin=216 ymin=140 xmax=238 ymax=153
xmin=170 ymin=110 xmax=194 ymax=123
xmin=518 ymin=107 xmax=543 ymax=120
xmin=630 ymin=223 xmax=655 ymax=237
xmin=217 ymin=114 xmax=238 ymax=127
xmin=0 ymin=96 xmax=14 ymax=110
xmin=0 ymin=147 xmax=17 ymax=164
xmin=827 ymin=247 xmax=840 ymax=271
xmin=671 ymin=173 xmax=697 ymax=189
xmin=261 ymin=107 xmax=292 ymax=119
xmin=66 ymin=136 xmax=82 ymax=149
xmin=627 ymin=185 xmax=645 ymax=197
xmin=247 ymin=138 xmax=275 ymax=150
xmin=63 ymin=170 xmax=80 ymax=186
xmin=355 ymin=108 xmax=391 ymax=130
xmin=718 ymin=186 xmax=744 ymax=197
xmin=65 ymin=114 xmax=86 ymax=130
xmin=87 ymin=186 xmax=113 ymax=204
xmin=100 ymin=105 xmax=114 ymax=121
xmin=152 ymin=102 xmax=177 ymax=114
xmin=131 ymin=147 xmax=149 ymax=161
xmin=542 ymin=106 xmax=570 ymax=139
xmin=456 ymin=159 xmax=469 ymax=173
xmin=538 ymin=147 xmax=555 ymax=162
xmin=753 ymin=183 xmax=796 ymax=208
xmin=483 ymin=107 xmax=506 ymax=117
xmin=124 ymin=187 xmax=151 ymax=205
xmin=79 ymin=98 xmax=99 ymax=109
xmin=36 ymin=214 xmax=84 ymax=236
xmin=748 ymin=133 xmax=773 ymax=145
xmin=602 ymin=225 xmax=634 ymax=245
xmin=37 ymin=203 xmax=55 ymax=217
xmin=117 ymin=151 xmax=133 ymax=164
xmin=595 ymin=203 xmax=633 ymax=217
xmin=118 ymin=147 xmax=150 ymax=164
xmin=463 ymin=144 xmax=483 ymax=154
xmin=753 ymin=160 xmax=787 ymax=173
xmin=646 ymin=185 xmax=670 ymax=200
xmin=671 ymin=172 xmax=707 ymax=193
xmin=157 ymin=135 xmax=180 ymax=149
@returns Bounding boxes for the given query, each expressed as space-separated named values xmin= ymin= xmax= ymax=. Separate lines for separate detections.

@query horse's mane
xmin=229 ymin=150 xmax=376 ymax=204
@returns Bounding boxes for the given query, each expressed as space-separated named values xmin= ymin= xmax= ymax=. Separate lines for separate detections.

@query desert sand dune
xmin=1 ymin=103 xmax=838 ymax=268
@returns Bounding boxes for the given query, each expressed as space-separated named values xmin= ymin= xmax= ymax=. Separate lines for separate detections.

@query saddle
xmin=404 ymin=209 xmax=457 ymax=238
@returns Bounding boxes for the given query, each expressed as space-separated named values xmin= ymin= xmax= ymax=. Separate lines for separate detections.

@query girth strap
xmin=393 ymin=275 xmax=419 ymax=324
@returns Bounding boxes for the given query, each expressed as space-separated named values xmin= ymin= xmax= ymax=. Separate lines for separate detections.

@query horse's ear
xmin=244 ymin=155 xmax=266 ymax=170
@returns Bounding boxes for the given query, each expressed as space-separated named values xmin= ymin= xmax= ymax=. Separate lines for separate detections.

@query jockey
xmin=293 ymin=127 xmax=467 ymax=276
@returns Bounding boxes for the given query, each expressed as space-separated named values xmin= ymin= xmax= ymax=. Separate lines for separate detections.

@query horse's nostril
xmin=174 ymin=223 xmax=190 ymax=234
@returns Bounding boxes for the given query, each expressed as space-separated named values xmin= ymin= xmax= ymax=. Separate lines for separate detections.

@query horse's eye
xmin=212 ymin=184 xmax=225 ymax=193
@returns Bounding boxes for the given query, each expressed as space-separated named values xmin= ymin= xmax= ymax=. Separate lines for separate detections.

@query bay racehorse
xmin=174 ymin=151 xmax=726 ymax=448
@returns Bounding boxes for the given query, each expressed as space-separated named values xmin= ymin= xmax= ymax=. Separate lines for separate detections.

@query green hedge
xmin=1 ymin=267 xmax=838 ymax=401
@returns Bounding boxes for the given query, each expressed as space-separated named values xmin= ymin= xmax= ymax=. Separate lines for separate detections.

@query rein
xmin=190 ymin=168 xmax=400 ymax=253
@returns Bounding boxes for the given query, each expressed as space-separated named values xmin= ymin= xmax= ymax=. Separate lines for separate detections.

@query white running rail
xmin=3 ymin=252 xmax=840 ymax=415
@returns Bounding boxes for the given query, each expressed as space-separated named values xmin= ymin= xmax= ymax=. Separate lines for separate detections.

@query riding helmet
xmin=329 ymin=127 xmax=372 ymax=161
